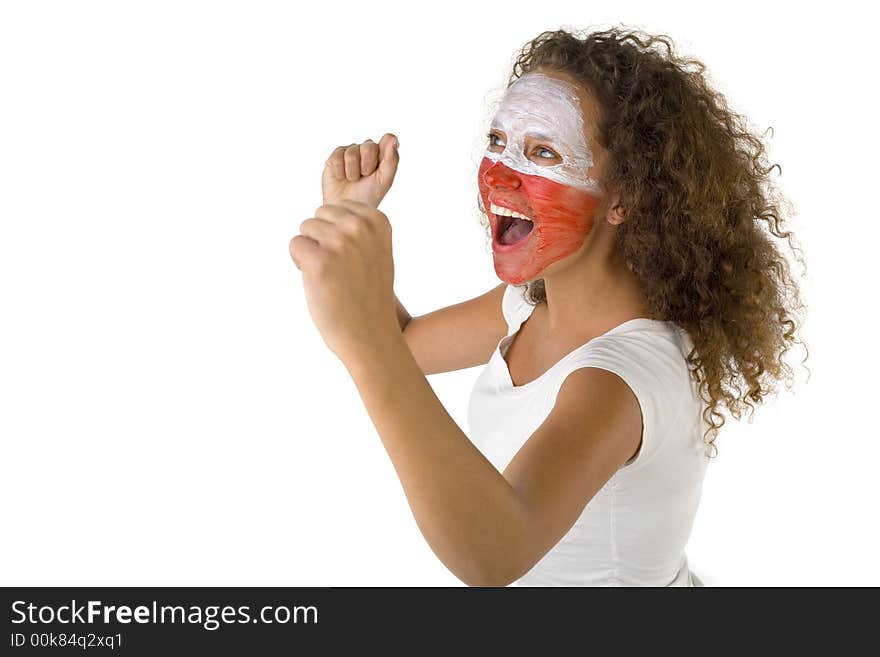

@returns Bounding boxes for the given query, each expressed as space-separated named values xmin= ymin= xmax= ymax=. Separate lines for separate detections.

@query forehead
xmin=491 ymin=71 xmax=588 ymax=140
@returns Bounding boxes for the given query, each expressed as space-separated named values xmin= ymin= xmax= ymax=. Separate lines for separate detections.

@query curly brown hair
xmin=486 ymin=26 xmax=809 ymax=457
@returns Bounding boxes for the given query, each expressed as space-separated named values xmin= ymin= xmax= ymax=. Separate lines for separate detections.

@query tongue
xmin=500 ymin=218 xmax=534 ymax=245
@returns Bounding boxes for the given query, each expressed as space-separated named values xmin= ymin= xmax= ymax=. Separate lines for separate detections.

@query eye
xmin=487 ymin=132 xmax=505 ymax=149
xmin=536 ymin=146 xmax=559 ymax=159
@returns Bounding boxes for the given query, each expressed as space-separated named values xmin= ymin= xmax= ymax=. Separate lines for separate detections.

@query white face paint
xmin=485 ymin=72 xmax=601 ymax=194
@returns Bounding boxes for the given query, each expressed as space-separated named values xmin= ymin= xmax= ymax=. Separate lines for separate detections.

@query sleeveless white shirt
xmin=466 ymin=284 xmax=710 ymax=586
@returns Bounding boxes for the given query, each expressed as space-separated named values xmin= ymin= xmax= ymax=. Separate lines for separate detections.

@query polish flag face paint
xmin=478 ymin=157 xmax=603 ymax=285
xmin=478 ymin=71 xmax=605 ymax=285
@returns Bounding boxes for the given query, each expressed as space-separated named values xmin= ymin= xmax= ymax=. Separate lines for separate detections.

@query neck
xmin=539 ymin=224 xmax=653 ymax=336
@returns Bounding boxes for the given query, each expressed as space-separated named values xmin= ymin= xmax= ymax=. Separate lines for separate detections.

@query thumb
xmin=377 ymin=132 xmax=400 ymax=187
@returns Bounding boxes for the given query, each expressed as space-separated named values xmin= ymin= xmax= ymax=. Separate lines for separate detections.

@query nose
xmin=482 ymin=160 xmax=521 ymax=189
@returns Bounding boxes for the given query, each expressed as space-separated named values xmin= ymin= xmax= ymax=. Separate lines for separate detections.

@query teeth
xmin=490 ymin=203 xmax=533 ymax=222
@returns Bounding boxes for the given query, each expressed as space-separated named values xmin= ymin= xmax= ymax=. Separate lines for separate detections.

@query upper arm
xmin=402 ymin=283 xmax=509 ymax=375
xmin=499 ymin=366 xmax=644 ymax=584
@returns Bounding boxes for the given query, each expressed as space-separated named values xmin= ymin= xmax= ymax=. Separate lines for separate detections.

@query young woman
xmin=289 ymin=27 xmax=807 ymax=586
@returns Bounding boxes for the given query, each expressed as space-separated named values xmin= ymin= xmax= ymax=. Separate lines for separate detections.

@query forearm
xmin=343 ymin=331 xmax=531 ymax=586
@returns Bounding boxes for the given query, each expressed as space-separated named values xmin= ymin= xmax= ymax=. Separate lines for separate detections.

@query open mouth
xmin=491 ymin=203 xmax=535 ymax=246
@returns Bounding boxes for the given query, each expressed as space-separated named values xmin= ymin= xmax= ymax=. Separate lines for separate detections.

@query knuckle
xmin=342 ymin=214 xmax=361 ymax=231
xmin=324 ymin=234 xmax=344 ymax=251
xmin=346 ymin=217 xmax=369 ymax=238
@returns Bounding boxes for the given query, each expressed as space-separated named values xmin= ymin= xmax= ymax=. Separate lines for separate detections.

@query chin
xmin=494 ymin=265 xmax=540 ymax=287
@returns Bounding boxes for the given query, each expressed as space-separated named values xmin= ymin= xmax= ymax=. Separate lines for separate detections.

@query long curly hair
xmin=486 ymin=26 xmax=809 ymax=457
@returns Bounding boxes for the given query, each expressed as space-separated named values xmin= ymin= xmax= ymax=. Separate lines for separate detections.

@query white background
xmin=1 ymin=0 xmax=877 ymax=586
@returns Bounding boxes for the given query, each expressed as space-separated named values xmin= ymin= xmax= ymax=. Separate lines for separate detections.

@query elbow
xmin=470 ymin=575 xmax=517 ymax=588
xmin=462 ymin=569 xmax=518 ymax=588
xmin=459 ymin=515 xmax=537 ymax=587
xmin=461 ymin=571 xmax=502 ymax=588
xmin=461 ymin=573 xmax=508 ymax=588
xmin=460 ymin=555 xmax=528 ymax=588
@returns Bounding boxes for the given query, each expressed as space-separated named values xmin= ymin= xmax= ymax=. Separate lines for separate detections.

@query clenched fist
xmin=322 ymin=133 xmax=400 ymax=208
xmin=289 ymin=200 xmax=399 ymax=367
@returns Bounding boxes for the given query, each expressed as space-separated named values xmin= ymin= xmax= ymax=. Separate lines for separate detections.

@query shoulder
xmin=548 ymin=366 xmax=644 ymax=464
xmin=551 ymin=322 xmax=697 ymax=469
xmin=584 ymin=322 xmax=692 ymax=388
xmin=505 ymin=366 xmax=645 ymax=484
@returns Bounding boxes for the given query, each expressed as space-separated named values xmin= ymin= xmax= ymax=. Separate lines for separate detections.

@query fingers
xmin=326 ymin=145 xmax=347 ymax=182
xmin=343 ymin=144 xmax=360 ymax=181
xmin=314 ymin=201 xmax=380 ymax=224
xmin=325 ymin=142 xmax=367 ymax=182
xmin=346 ymin=139 xmax=380 ymax=179
xmin=295 ymin=205 xmax=389 ymax=272
xmin=326 ymin=136 xmax=397 ymax=183
xmin=299 ymin=217 xmax=339 ymax=247
xmin=313 ymin=203 xmax=389 ymax=235
xmin=334 ymin=198 xmax=386 ymax=216
xmin=289 ymin=234 xmax=320 ymax=271
xmin=317 ymin=203 xmax=392 ymax=241
xmin=360 ymin=139 xmax=379 ymax=177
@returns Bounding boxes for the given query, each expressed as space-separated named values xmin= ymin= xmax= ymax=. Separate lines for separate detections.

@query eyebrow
xmin=488 ymin=125 xmax=559 ymax=143
xmin=526 ymin=132 xmax=557 ymax=143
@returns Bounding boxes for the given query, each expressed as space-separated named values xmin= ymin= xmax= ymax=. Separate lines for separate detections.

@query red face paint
xmin=478 ymin=156 xmax=603 ymax=285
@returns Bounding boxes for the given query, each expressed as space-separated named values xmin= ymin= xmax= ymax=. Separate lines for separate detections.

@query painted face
xmin=478 ymin=71 xmax=604 ymax=285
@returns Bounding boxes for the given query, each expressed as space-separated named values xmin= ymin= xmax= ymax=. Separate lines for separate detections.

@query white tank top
xmin=466 ymin=284 xmax=710 ymax=586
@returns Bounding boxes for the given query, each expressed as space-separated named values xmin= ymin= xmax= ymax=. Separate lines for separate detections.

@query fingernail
xmin=394 ymin=138 xmax=400 ymax=150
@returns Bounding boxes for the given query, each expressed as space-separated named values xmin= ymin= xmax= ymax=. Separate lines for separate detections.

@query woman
xmin=289 ymin=27 xmax=807 ymax=586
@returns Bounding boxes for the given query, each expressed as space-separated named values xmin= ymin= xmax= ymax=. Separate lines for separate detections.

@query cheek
xmin=478 ymin=157 xmax=603 ymax=255
xmin=522 ymin=176 xmax=602 ymax=237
